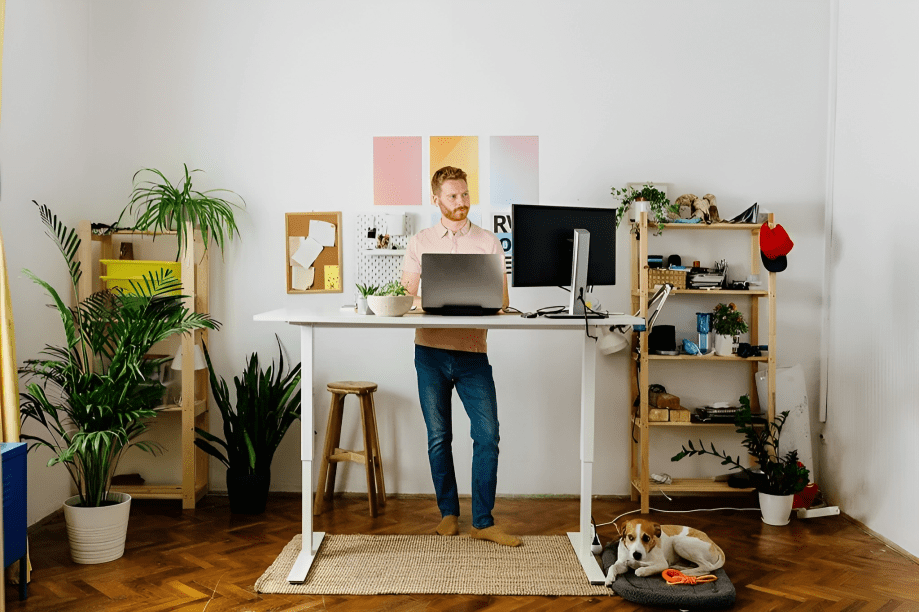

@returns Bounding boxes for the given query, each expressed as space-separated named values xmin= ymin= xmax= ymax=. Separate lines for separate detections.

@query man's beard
xmin=440 ymin=205 xmax=469 ymax=222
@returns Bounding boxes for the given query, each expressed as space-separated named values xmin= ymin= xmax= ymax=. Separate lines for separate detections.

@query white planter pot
xmin=356 ymin=296 xmax=370 ymax=315
xmin=63 ymin=492 xmax=132 ymax=564
xmin=629 ymin=199 xmax=650 ymax=223
xmin=714 ymin=333 xmax=734 ymax=356
xmin=758 ymin=491 xmax=793 ymax=526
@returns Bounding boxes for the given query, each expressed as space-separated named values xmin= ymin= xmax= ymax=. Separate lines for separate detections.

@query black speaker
xmin=649 ymin=325 xmax=676 ymax=354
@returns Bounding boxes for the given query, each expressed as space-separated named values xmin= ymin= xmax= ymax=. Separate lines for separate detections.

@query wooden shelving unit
xmin=629 ymin=212 xmax=777 ymax=513
xmin=76 ymin=221 xmax=210 ymax=509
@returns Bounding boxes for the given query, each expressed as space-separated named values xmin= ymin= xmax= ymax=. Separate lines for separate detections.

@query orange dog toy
xmin=662 ymin=569 xmax=718 ymax=585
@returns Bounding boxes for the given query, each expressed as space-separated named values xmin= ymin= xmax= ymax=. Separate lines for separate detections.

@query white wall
xmin=0 ymin=0 xmax=92 ymax=525
xmin=822 ymin=0 xmax=919 ymax=557
xmin=1 ymin=1 xmax=831 ymax=525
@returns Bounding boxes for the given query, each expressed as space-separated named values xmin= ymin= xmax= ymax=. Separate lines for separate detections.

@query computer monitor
xmin=511 ymin=203 xmax=617 ymax=318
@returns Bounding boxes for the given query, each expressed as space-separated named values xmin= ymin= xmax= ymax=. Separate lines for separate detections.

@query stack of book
xmin=693 ymin=406 xmax=767 ymax=423
xmin=687 ymin=271 xmax=725 ymax=289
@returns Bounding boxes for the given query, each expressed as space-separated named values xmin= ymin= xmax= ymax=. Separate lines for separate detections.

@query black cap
xmin=760 ymin=251 xmax=787 ymax=273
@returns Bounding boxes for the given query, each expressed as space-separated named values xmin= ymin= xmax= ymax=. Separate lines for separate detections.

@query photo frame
xmin=285 ymin=212 xmax=343 ymax=294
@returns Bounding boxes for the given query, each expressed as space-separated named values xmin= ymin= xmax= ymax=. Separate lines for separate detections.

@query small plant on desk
xmin=379 ymin=280 xmax=409 ymax=296
xmin=356 ymin=283 xmax=379 ymax=297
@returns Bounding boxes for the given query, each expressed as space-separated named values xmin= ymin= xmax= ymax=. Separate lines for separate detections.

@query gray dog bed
xmin=600 ymin=542 xmax=736 ymax=610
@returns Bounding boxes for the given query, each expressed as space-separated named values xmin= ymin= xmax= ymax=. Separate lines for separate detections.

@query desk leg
xmin=287 ymin=324 xmax=325 ymax=584
xmin=566 ymin=330 xmax=605 ymax=584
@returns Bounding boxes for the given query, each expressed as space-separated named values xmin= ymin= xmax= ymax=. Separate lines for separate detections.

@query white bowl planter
xmin=63 ymin=492 xmax=132 ymax=564
xmin=367 ymin=295 xmax=413 ymax=317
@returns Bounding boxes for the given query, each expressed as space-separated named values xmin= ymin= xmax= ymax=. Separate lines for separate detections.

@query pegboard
xmin=356 ymin=213 xmax=416 ymax=288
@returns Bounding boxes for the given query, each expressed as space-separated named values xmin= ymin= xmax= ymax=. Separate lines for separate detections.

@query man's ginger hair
xmin=431 ymin=166 xmax=467 ymax=196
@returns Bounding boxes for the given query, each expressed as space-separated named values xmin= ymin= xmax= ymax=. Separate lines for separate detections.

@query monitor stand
xmin=544 ymin=228 xmax=607 ymax=320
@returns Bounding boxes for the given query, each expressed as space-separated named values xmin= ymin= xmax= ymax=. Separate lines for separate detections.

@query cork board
xmin=285 ymin=212 xmax=343 ymax=294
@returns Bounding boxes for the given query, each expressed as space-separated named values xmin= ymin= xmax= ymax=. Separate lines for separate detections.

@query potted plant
xmin=712 ymin=302 xmax=749 ymax=355
xmin=19 ymin=203 xmax=219 ymax=563
xmin=117 ymin=164 xmax=245 ymax=260
xmin=355 ymin=283 xmax=378 ymax=315
xmin=194 ymin=338 xmax=301 ymax=514
xmin=366 ymin=280 xmax=413 ymax=317
xmin=611 ymin=183 xmax=678 ymax=232
xmin=671 ymin=395 xmax=810 ymax=525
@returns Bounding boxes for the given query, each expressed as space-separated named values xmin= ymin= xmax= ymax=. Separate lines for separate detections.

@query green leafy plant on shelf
xmin=712 ymin=302 xmax=749 ymax=336
xmin=117 ymin=164 xmax=245 ymax=260
xmin=18 ymin=202 xmax=219 ymax=508
xmin=671 ymin=395 xmax=810 ymax=496
xmin=611 ymin=183 xmax=677 ymax=232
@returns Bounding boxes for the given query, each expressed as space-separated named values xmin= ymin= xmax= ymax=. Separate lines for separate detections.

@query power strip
xmin=796 ymin=505 xmax=840 ymax=519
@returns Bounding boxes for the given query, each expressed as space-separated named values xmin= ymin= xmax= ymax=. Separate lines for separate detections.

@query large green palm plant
xmin=19 ymin=203 xmax=220 ymax=507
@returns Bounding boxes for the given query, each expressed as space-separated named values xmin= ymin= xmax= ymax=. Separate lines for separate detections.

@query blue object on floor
xmin=3 ymin=442 xmax=28 ymax=600
xmin=601 ymin=541 xmax=735 ymax=610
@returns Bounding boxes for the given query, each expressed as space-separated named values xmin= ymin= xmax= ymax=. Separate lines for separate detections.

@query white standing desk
xmin=254 ymin=308 xmax=643 ymax=585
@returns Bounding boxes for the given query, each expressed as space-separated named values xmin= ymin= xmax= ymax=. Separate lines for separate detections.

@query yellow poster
xmin=430 ymin=136 xmax=479 ymax=204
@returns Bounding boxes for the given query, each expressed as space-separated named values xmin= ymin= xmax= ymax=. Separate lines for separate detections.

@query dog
xmin=604 ymin=518 xmax=725 ymax=585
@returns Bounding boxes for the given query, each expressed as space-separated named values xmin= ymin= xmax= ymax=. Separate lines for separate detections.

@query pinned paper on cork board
xmin=285 ymin=212 xmax=343 ymax=294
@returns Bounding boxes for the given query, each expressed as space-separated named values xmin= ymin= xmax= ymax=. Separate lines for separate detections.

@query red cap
xmin=760 ymin=223 xmax=793 ymax=258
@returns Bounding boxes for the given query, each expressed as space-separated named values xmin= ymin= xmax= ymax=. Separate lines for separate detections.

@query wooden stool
xmin=313 ymin=381 xmax=387 ymax=517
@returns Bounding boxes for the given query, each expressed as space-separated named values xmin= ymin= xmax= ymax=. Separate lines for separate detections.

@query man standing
xmin=400 ymin=166 xmax=518 ymax=546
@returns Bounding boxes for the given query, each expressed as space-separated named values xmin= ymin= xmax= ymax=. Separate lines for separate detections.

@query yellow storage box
xmin=100 ymin=259 xmax=181 ymax=280
xmin=99 ymin=260 xmax=182 ymax=296
xmin=100 ymin=275 xmax=181 ymax=296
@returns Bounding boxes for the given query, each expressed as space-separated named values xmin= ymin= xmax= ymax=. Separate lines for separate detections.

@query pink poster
xmin=374 ymin=137 xmax=422 ymax=206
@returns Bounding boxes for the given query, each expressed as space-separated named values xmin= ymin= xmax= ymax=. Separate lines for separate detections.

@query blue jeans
xmin=414 ymin=345 xmax=499 ymax=529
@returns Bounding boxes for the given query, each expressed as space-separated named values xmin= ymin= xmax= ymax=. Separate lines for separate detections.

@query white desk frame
xmin=254 ymin=308 xmax=643 ymax=585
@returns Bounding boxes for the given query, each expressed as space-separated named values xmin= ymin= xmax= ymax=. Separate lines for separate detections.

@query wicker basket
xmin=647 ymin=268 xmax=687 ymax=289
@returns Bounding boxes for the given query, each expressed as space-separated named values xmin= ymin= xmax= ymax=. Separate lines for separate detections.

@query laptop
xmin=421 ymin=253 xmax=505 ymax=316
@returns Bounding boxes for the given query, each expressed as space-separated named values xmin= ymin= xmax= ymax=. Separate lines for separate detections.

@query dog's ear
xmin=653 ymin=523 xmax=662 ymax=538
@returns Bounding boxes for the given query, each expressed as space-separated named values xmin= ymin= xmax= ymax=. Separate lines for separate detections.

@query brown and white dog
xmin=604 ymin=518 xmax=726 ymax=585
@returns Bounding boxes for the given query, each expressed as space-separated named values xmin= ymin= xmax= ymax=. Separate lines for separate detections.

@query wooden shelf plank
xmin=632 ymin=289 xmax=768 ymax=297
xmin=110 ymin=484 xmax=183 ymax=499
xmin=631 ymin=478 xmax=755 ymax=494
xmin=647 ymin=354 xmax=768 ymax=362
xmin=633 ymin=418 xmax=740 ymax=428
xmin=90 ymin=229 xmax=179 ymax=239
xmin=649 ymin=222 xmax=761 ymax=231
xmin=158 ymin=399 xmax=207 ymax=416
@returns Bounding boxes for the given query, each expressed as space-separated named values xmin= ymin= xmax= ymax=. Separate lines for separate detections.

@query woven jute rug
xmin=255 ymin=534 xmax=611 ymax=596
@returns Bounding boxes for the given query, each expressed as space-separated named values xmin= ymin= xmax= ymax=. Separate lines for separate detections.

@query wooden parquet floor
xmin=6 ymin=493 xmax=919 ymax=611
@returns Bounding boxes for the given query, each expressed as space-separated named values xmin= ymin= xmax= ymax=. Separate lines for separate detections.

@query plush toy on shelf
xmin=673 ymin=193 xmax=721 ymax=224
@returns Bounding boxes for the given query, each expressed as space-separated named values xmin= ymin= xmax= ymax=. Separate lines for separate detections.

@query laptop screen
xmin=421 ymin=253 xmax=504 ymax=316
